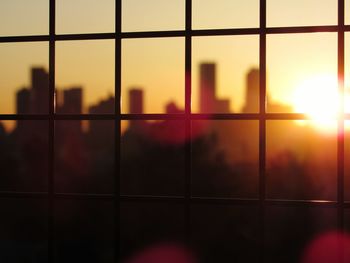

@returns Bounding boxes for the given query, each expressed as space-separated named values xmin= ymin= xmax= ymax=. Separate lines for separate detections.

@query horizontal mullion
xmin=54 ymin=114 xmax=117 ymax=120
xmin=55 ymin=32 xmax=116 ymax=41
xmin=121 ymin=113 xmax=185 ymax=120
xmin=121 ymin=30 xmax=185 ymax=38
xmin=0 ymin=114 xmax=117 ymax=120
xmin=1 ymin=25 xmax=349 ymax=43
xmin=0 ymin=191 xmax=48 ymax=199
xmin=0 ymin=35 xmax=50 ymax=43
xmin=266 ymin=25 xmax=339 ymax=34
xmin=191 ymin=28 xmax=259 ymax=36
xmin=55 ymin=193 xmax=114 ymax=200
xmin=265 ymin=199 xmax=338 ymax=207
xmin=0 ymin=192 xmax=348 ymax=208
xmin=1 ymin=113 xmax=347 ymax=121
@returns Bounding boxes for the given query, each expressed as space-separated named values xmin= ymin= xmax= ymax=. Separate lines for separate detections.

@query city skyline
xmin=2 ymin=2 xmax=350 ymax=263
xmin=3 ymin=60 xmax=350 ymax=134
xmin=2 ymin=1 xmax=350 ymax=119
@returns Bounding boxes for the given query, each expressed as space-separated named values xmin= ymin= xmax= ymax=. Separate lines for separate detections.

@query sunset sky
xmin=0 ymin=0 xmax=350 ymax=118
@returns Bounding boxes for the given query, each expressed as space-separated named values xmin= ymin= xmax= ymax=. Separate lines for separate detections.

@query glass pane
xmin=0 ymin=120 xmax=48 ymax=192
xmin=193 ymin=0 xmax=259 ymax=30
xmin=56 ymin=40 xmax=115 ymax=114
xmin=55 ymin=120 xmax=114 ymax=194
xmin=267 ymin=33 xmax=337 ymax=114
xmin=0 ymin=42 xmax=49 ymax=114
xmin=120 ymin=202 xmax=185 ymax=261
xmin=120 ymin=120 xmax=186 ymax=196
xmin=346 ymin=0 xmax=350 ymax=25
xmin=266 ymin=120 xmax=337 ymax=200
xmin=56 ymin=0 xmax=115 ymax=34
xmin=0 ymin=0 xmax=49 ymax=36
xmin=265 ymin=207 xmax=337 ymax=263
xmin=122 ymin=38 xmax=184 ymax=114
xmin=191 ymin=120 xmax=259 ymax=198
xmin=345 ymin=121 xmax=350 ymax=201
xmin=267 ymin=0 xmax=337 ymax=27
xmin=192 ymin=36 xmax=259 ymax=113
xmin=191 ymin=205 xmax=259 ymax=263
xmin=345 ymin=210 xmax=350 ymax=263
xmin=0 ymin=199 xmax=48 ymax=262
xmin=122 ymin=0 xmax=185 ymax=32
xmin=55 ymin=200 xmax=114 ymax=262
xmin=346 ymin=33 xmax=350 ymax=113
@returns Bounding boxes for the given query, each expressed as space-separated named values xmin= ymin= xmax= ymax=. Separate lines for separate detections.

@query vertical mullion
xmin=48 ymin=0 xmax=56 ymax=262
xmin=115 ymin=0 xmax=122 ymax=261
xmin=337 ymin=0 xmax=345 ymax=232
xmin=259 ymin=0 xmax=266 ymax=262
xmin=185 ymin=0 xmax=192 ymax=243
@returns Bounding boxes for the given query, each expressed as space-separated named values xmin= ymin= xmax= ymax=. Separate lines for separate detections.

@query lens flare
xmin=293 ymin=74 xmax=339 ymax=132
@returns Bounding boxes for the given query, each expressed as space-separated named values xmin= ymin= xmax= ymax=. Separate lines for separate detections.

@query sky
xmin=0 ymin=0 xmax=350 ymax=117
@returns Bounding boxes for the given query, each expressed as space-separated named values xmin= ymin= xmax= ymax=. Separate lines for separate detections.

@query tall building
xmin=199 ymin=63 xmax=216 ymax=113
xmin=60 ymin=87 xmax=83 ymax=114
xmin=31 ymin=67 xmax=49 ymax=114
xmin=88 ymin=96 xmax=115 ymax=148
xmin=16 ymin=87 xmax=31 ymax=114
xmin=89 ymin=95 xmax=115 ymax=114
xmin=243 ymin=68 xmax=259 ymax=113
xmin=16 ymin=87 xmax=31 ymax=135
xmin=129 ymin=89 xmax=144 ymax=130
xmin=129 ymin=89 xmax=143 ymax=114
xmin=215 ymin=99 xmax=230 ymax=113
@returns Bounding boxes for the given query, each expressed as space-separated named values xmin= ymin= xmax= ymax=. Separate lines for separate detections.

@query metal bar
xmin=48 ymin=0 xmax=56 ymax=262
xmin=122 ymin=30 xmax=185 ymax=38
xmin=184 ymin=0 xmax=193 ymax=245
xmin=115 ymin=0 xmax=122 ymax=262
xmin=0 ymin=190 xmax=344 ymax=207
xmin=0 ymin=112 xmax=343 ymax=121
xmin=259 ymin=0 xmax=267 ymax=262
xmin=0 ymin=35 xmax=50 ymax=43
xmin=337 ymin=0 xmax=345 ymax=235
xmin=3 ymin=25 xmax=350 ymax=44
xmin=55 ymin=32 xmax=115 ymax=41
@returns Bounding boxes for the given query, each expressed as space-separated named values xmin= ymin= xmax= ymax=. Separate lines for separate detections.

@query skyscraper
xmin=88 ymin=96 xmax=115 ymax=148
xmin=16 ymin=87 xmax=31 ymax=135
xmin=243 ymin=68 xmax=259 ymax=113
xmin=199 ymin=63 xmax=216 ymax=113
xmin=129 ymin=89 xmax=143 ymax=114
xmin=129 ymin=89 xmax=144 ymax=131
xmin=61 ymin=87 xmax=83 ymax=114
xmin=31 ymin=67 xmax=49 ymax=114
xmin=16 ymin=87 xmax=31 ymax=114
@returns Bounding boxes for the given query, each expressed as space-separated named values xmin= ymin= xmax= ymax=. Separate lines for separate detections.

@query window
xmin=0 ymin=1 xmax=349 ymax=262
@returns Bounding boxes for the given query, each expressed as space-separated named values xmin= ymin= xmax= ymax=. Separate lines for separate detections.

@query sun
xmin=292 ymin=74 xmax=339 ymax=132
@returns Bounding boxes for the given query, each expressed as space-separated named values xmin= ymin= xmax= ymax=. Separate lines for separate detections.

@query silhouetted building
xmin=89 ymin=95 xmax=115 ymax=114
xmin=129 ymin=89 xmax=143 ymax=114
xmin=31 ymin=67 xmax=49 ymax=114
xmin=16 ymin=87 xmax=31 ymax=114
xmin=165 ymin=101 xmax=184 ymax=114
xmin=16 ymin=88 xmax=31 ymax=135
xmin=243 ymin=68 xmax=259 ymax=113
xmin=200 ymin=63 xmax=216 ymax=113
xmin=215 ymin=99 xmax=230 ymax=113
xmin=60 ymin=87 xmax=83 ymax=114
xmin=129 ymin=89 xmax=144 ymax=130
xmin=88 ymin=96 xmax=115 ymax=147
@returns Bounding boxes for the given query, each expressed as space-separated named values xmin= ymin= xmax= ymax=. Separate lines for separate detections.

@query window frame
xmin=0 ymin=0 xmax=348 ymax=262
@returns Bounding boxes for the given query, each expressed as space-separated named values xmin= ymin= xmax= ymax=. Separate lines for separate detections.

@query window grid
xmin=0 ymin=0 xmax=348 ymax=262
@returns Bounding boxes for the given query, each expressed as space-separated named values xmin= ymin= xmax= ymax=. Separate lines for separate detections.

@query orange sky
xmin=0 ymin=0 xmax=350 ymax=118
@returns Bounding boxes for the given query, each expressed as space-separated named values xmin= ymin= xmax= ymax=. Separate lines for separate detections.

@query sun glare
xmin=293 ymin=74 xmax=339 ymax=132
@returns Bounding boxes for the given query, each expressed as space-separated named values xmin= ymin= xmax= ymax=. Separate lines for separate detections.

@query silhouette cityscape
xmin=0 ymin=63 xmax=347 ymax=263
